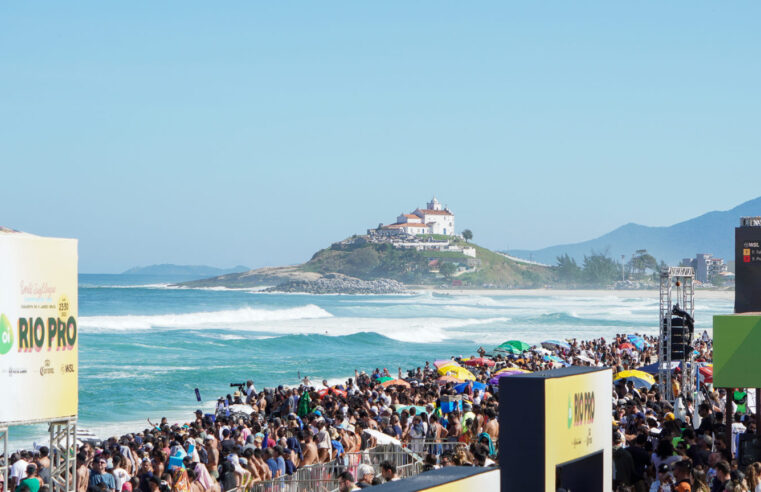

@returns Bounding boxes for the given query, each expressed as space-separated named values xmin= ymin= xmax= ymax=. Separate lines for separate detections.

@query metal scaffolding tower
xmin=659 ymin=266 xmax=695 ymax=401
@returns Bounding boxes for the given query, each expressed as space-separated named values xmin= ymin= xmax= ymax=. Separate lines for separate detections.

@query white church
xmin=380 ymin=197 xmax=456 ymax=236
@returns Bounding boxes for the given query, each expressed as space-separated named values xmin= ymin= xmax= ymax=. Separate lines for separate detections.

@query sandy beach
xmin=426 ymin=287 xmax=735 ymax=300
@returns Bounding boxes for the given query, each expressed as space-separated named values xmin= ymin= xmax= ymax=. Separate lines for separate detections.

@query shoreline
xmin=421 ymin=287 xmax=734 ymax=300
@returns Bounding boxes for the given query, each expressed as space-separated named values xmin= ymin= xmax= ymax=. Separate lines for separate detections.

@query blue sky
xmin=3 ymin=3 xmax=760 ymax=273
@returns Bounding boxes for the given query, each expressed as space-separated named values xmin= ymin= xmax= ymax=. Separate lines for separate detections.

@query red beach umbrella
xmin=463 ymin=358 xmax=495 ymax=367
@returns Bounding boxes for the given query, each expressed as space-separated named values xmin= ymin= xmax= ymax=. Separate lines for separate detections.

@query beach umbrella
xmin=463 ymin=357 xmax=495 ymax=367
xmin=434 ymin=359 xmax=457 ymax=369
xmin=395 ymin=405 xmax=428 ymax=415
xmin=541 ymin=340 xmax=571 ymax=351
xmin=618 ymin=342 xmax=635 ymax=350
xmin=626 ymin=335 xmax=647 ymax=351
xmin=317 ymin=387 xmax=348 ymax=399
xmin=497 ymin=340 xmax=531 ymax=353
xmin=488 ymin=371 xmax=524 ymax=385
xmin=614 ymin=370 xmax=655 ymax=389
xmin=453 ymin=381 xmax=486 ymax=394
xmin=376 ymin=376 xmax=394 ymax=384
xmin=437 ymin=364 xmax=476 ymax=381
xmin=531 ymin=346 xmax=551 ymax=355
xmin=574 ymin=354 xmax=595 ymax=364
xmin=437 ymin=375 xmax=463 ymax=384
xmin=380 ymin=378 xmax=410 ymax=389
xmin=699 ymin=365 xmax=713 ymax=383
xmin=544 ymin=355 xmax=569 ymax=366
xmin=495 ymin=367 xmax=532 ymax=375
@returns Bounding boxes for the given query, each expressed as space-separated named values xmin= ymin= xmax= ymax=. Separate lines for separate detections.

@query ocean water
xmin=7 ymin=274 xmax=733 ymax=449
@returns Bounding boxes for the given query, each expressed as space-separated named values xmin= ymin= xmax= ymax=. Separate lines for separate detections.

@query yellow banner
xmin=544 ymin=369 xmax=612 ymax=491
xmin=0 ymin=234 xmax=78 ymax=424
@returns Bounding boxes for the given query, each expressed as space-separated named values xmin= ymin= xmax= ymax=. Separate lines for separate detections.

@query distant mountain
xmin=122 ymin=264 xmax=249 ymax=276
xmin=508 ymin=196 xmax=761 ymax=266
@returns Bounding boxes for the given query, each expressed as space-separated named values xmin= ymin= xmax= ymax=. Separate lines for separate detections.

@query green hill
xmin=303 ymin=235 xmax=552 ymax=288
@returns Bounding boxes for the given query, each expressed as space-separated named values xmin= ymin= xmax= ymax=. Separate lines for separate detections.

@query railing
xmin=401 ymin=439 xmax=468 ymax=457
xmin=246 ymin=444 xmax=423 ymax=492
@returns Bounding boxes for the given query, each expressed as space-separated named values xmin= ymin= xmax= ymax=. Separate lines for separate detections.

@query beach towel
xmin=477 ymin=432 xmax=495 ymax=456
xmin=297 ymin=391 xmax=311 ymax=418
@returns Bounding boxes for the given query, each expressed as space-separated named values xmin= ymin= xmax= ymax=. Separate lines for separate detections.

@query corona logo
xmin=0 ymin=313 xmax=13 ymax=355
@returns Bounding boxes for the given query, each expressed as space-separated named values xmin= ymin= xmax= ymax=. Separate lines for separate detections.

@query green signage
xmin=714 ymin=314 xmax=761 ymax=388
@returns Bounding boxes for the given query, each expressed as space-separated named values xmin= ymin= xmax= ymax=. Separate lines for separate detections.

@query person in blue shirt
xmin=264 ymin=449 xmax=279 ymax=479
xmin=89 ymin=458 xmax=116 ymax=492
xmin=273 ymin=447 xmax=286 ymax=479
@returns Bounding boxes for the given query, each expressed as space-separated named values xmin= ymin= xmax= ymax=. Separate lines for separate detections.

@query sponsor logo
xmin=0 ymin=313 xmax=13 ymax=355
xmin=572 ymin=391 xmax=595 ymax=427
xmin=40 ymin=359 xmax=55 ymax=376
xmin=0 ymin=367 xmax=28 ymax=376
xmin=18 ymin=315 xmax=77 ymax=352
xmin=61 ymin=363 xmax=75 ymax=374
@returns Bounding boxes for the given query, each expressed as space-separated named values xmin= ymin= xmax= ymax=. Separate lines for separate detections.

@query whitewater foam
xmin=80 ymin=304 xmax=333 ymax=332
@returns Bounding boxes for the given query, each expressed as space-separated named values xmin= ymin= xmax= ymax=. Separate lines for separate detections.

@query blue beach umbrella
xmin=626 ymin=335 xmax=647 ymax=351
xmin=543 ymin=355 xmax=569 ymax=366
xmin=541 ymin=340 xmax=571 ymax=351
xmin=454 ymin=381 xmax=487 ymax=394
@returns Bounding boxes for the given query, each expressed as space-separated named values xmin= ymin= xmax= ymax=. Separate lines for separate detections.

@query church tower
xmin=427 ymin=196 xmax=443 ymax=211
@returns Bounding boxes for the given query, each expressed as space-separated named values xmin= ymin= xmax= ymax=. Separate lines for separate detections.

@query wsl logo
xmin=0 ymin=313 xmax=13 ymax=355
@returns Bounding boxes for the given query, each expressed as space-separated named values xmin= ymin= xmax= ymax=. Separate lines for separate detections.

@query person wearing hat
xmin=650 ymin=463 xmax=674 ymax=492
xmin=612 ymin=432 xmax=634 ymax=490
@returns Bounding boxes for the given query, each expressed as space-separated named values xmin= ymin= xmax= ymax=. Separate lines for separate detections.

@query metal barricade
xmin=247 ymin=443 xmax=424 ymax=492
xmin=402 ymin=439 xmax=467 ymax=457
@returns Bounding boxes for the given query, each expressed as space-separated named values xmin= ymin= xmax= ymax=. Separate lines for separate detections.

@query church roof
xmin=384 ymin=223 xmax=429 ymax=229
xmin=415 ymin=208 xmax=453 ymax=216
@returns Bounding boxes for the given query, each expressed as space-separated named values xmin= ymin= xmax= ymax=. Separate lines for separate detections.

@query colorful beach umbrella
xmin=437 ymin=364 xmax=476 ymax=381
xmin=618 ymin=342 xmax=635 ymax=350
xmin=380 ymin=378 xmax=410 ymax=389
xmin=699 ymin=364 xmax=713 ymax=383
xmin=434 ymin=359 xmax=458 ymax=369
xmin=463 ymin=357 xmax=495 ymax=367
xmin=543 ymin=355 xmax=569 ymax=366
xmin=614 ymin=370 xmax=655 ymax=389
xmin=497 ymin=340 xmax=531 ymax=353
xmin=626 ymin=335 xmax=647 ymax=351
xmin=488 ymin=371 xmax=524 ymax=385
xmin=495 ymin=367 xmax=532 ymax=375
xmin=454 ymin=381 xmax=486 ymax=394
xmin=317 ymin=387 xmax=348 ymax=399
xmin=437 ymin=375 xmax=463 ymax=384
xmin=376 ymin=376 xmax=394 ymax=383
xmin=541 ymin=340 xmax=571 ymax=350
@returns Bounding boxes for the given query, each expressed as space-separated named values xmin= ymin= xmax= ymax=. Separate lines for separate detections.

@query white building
xmin=381 ymin=197 xmax=455 ymax=236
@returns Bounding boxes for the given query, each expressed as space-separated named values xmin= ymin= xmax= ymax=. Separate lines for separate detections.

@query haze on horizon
xmin=2 ymin=2 xmax=760 ymax=273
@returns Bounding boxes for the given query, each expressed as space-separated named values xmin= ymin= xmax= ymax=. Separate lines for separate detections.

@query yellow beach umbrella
xmin=614 ymin=369 xmax=655 ymax=388
xmin=437 ymin=363 xmax=476 ymax=381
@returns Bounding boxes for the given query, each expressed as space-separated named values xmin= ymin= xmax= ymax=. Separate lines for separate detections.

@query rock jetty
xmin=265 ymin=273 xmax=406 ymax=294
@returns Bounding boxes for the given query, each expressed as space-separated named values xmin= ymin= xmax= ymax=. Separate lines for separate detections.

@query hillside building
xmin=380 ymin=197 xmax=455 ymax=236
xmin=680 ymin=253 xmax=728 ymax=283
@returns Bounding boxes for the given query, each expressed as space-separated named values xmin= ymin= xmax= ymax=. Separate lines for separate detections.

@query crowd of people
xmin=5 ymin=330 xmax=758 ymax=492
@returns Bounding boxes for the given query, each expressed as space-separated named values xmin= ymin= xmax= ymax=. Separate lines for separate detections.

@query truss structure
xmin=659 ymin=267 xmax=695 ymax=401
xmin=49 ymin=419 xmax=77 ymax=492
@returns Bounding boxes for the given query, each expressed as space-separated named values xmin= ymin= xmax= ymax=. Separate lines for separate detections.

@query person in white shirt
xmin=111 ymin=455 xmax=131 ymax=492
xmin=245 ymin=380 xmax=256 ymax=403
xmin=10 ymin=451 xmax=30 ymax=490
